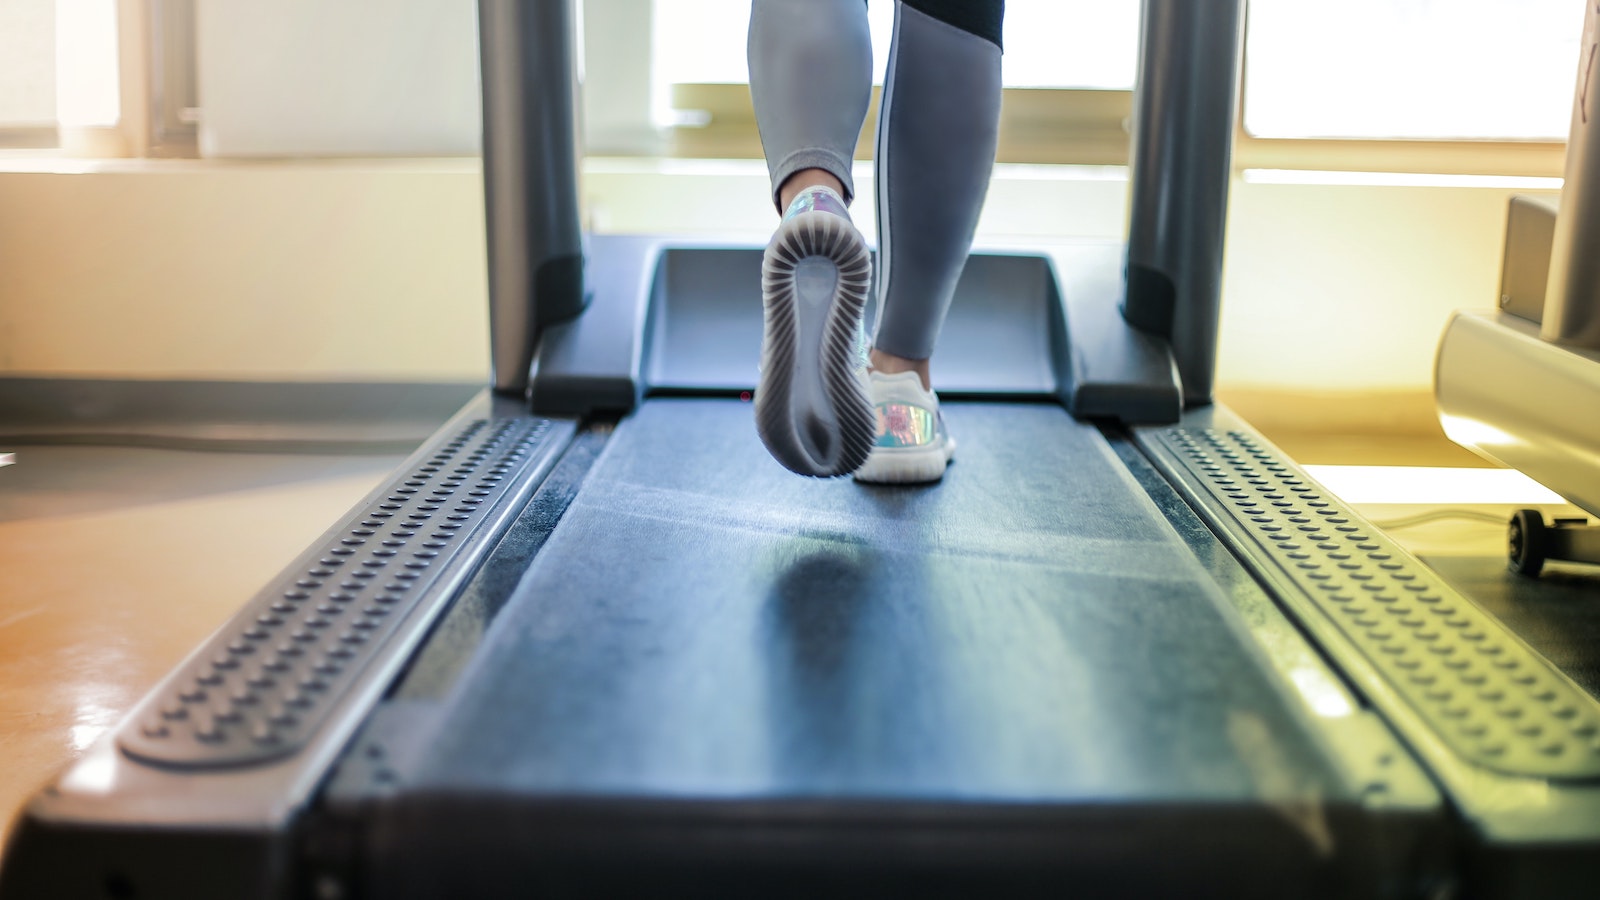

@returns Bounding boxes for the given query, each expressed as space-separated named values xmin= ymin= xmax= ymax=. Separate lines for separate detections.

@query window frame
xmin=0 ymin=126 xmax=59 ymax=150
xmin=144 ymin=0 xmax=199 ymax=158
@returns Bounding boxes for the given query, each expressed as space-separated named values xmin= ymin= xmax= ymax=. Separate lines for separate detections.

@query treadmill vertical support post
xmin=479 ymin=0 xmax=589 ymax=396
xmin=1122 ymin=0 xmax=1245 ymax=407
xmin=1542 ymin=0 xmax=1600 ymax=350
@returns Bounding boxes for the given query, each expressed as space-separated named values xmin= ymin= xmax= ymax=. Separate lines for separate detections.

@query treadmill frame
xmin=7 ymin=0 xmax=1600 ymax=897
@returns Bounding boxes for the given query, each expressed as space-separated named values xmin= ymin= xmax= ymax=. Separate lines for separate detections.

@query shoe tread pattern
xmin=755 ymin=212 xmax=874 ymax=477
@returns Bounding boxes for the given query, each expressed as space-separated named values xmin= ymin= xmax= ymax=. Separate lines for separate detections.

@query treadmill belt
xmin=406 ymin=399 xmax=1340 ymax=802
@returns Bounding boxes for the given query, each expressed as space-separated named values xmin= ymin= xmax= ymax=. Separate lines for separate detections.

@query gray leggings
xmin=748 ymin=0 xmax=1003 ymax=362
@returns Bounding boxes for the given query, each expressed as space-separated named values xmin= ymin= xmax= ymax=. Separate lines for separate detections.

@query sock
xmin=783 ymin=184 xmax=851 ymax=220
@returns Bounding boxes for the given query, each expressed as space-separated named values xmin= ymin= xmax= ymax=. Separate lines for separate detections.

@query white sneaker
xmin=753 ymin=186 xmax=875 ymax=477
xmin=853 ymin=370 xmax=955 ymax=484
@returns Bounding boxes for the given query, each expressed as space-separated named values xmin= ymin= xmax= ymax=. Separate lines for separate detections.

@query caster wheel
xmin=1508 ymin=508 xmax=1548 ymax=577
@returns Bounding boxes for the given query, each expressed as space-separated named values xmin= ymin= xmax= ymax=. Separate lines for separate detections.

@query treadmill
xmin=4 ymin=1 xmax=1598 ymax=896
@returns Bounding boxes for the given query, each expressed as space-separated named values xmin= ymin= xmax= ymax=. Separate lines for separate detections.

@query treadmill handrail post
xmin=1122 ymin=0 xmax=1246 ymax=408
xmin=1542 ymin=0 xmax=1600 ymax=350
xmin=479 ymin=0 xmax=588 ymax=396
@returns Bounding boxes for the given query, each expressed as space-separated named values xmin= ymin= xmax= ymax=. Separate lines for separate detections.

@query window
xmin=1245 ymin=0 xmax=1582 ymax=141
xmin=11 ymin=0 xmax=1587 ymax=171
xmin=653 ymin=0 xmax=1141 ymax=165
xmin=650 ymin=0 xmax=1584 ymax=175
xmin=653 ymin=0 xmax=1139 ymax=89
xmin=55 ymin=0 xmax=120 ymax=134
xmin=0 ymin=0 xmax=198 ymax=156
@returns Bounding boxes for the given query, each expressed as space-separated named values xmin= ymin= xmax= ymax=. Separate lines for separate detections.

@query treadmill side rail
xmin=1137 ymin=409 xmax=1600 ymax=880
xmin=0 ymin=392 xmax=575 ymax=900
xmin=116 ymin=416 xmax=560 ymax=770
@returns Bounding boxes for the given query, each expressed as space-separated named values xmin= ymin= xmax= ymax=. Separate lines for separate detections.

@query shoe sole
xmin=754 ymin=211 xmax=874 ymax=477
xmin=853 ymin=436 xmax=957 ymax=484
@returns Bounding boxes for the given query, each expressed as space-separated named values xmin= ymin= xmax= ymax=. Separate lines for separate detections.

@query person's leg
xmin=748 ymin=0 xmax=877 ymax=478
xmin=871 ymin=0 xmax=1004 ymax=387
xmin=856 ymin=0 xmax=1003 ymax=484
xmin=749 ymin=0 xmax=873 ymax=211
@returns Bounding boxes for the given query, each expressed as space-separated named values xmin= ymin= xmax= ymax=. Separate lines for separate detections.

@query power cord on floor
xmin=1367 ymin=509 xmax=1516 ymax=530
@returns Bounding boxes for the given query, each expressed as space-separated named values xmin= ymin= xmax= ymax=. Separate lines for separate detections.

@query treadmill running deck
xmin=336 ymin=399 xmax=1378 ymax=896
xmin=414 ymin=400 xmax=1333 ymax=797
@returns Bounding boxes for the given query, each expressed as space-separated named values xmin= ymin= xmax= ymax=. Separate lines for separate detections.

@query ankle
xmin=778 ymin=169 xmax=846 ymax=213
xmin=869 ymin=349 xmax=932 ymax=392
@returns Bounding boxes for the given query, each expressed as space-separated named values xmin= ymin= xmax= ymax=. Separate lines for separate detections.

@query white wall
xmin=0 ymin=158 xmax=1548 ymax=412
xmin=1221 ymin=177 xmax=1555 ymax=391
xmin=0 ymin=160 xmax=489 ymax=380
